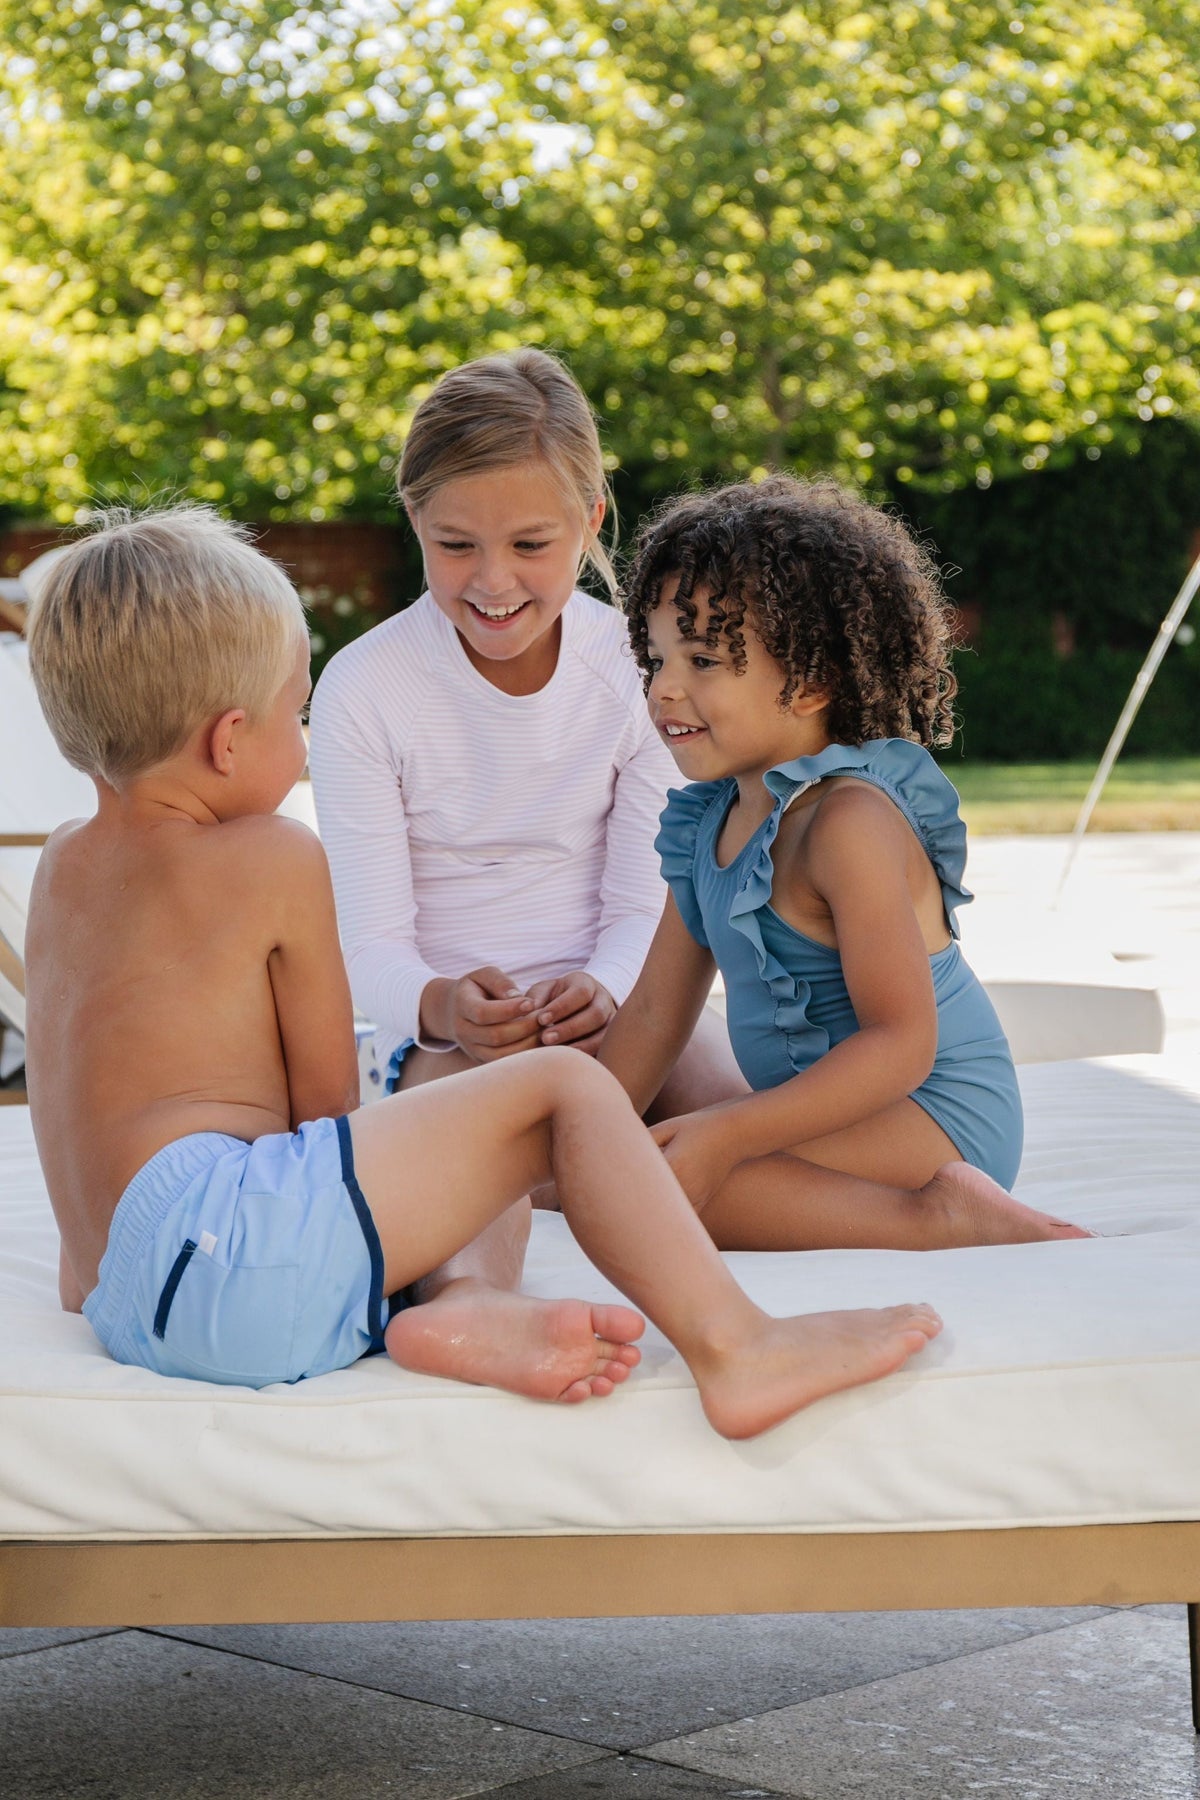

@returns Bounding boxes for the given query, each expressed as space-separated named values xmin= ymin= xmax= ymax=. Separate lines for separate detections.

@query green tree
xmin=0 ymin=0 xmax=554 ymax=518
xmin=1 ymin=0 xmax=1198 ymax=520
xmin=503 ymin=0 xmax=1200 ymax=495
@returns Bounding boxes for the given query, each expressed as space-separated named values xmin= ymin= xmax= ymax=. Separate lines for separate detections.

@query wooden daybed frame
xmin=4 ymin=1526 xmax=1200 ymax=1730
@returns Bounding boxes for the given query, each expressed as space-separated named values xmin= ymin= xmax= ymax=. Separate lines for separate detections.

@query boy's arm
xmin=599 ymin=894 xmax=716 ymax=1115
xmin=266 ymin=820 xmax=361 ymax=1126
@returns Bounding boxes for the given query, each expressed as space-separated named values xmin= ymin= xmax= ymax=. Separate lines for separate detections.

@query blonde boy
xmin=24 ymin=504 xmax=939 ymax=1434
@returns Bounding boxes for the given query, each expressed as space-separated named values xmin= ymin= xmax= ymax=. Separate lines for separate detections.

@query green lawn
xmin=946 ymin=758 xmax=1200 ymax=835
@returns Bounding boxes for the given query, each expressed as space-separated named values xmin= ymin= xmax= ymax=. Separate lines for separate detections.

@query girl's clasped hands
xmin=431 ymin=965 xmax=615 ymax=1061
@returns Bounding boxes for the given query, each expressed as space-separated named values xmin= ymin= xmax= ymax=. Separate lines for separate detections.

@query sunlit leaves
xmin=0 ymin=0 xmax=1197 ymax=518
xmin=524 ymin=0 xmax=1200 ymax=491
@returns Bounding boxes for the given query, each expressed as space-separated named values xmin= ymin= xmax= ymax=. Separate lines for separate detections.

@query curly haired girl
xmin=601 ymin=475 xmax=1090 ymax=1251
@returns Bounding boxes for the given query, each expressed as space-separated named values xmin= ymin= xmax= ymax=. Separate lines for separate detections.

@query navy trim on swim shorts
xmin=335 ymin=1114 xmax=387 ymax=1353
xmin=152 ymin=1238 xmax=198 ymax=1340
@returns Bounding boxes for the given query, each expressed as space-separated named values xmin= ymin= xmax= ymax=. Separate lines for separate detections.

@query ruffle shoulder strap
xmin=761 ymin=738 xmax=972 ymax=937
xmin=654 ymin=781 xmax=728 ymax=949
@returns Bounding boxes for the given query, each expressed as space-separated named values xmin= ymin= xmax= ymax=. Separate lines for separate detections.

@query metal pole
xmin=1053 ymin=547 xmax=1200 ymax=907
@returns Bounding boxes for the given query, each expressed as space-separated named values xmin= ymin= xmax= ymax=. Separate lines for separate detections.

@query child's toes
xmin=592 ymin=1303 xmax=646 ymax=1346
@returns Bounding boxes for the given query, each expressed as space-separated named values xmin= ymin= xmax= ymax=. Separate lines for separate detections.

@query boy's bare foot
xmin=698 ymin=1303 xmax=943 ymax=1441
xmin=920 ymin=1161 xmax=1093 ymax=1246
xmin=384 ymin=1277 xmax=645 ymax=1403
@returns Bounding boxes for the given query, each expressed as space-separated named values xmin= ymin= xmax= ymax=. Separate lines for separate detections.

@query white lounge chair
xmin=0 ymin=632 xmax=96 ymax=1043
xmin=958 ymin=896 xmax=1165 ymax=1063
xmin=0 ymin=855 xmax=33 ymax=1044
xmin=0 ymin=634 xmax=95 ymax=1056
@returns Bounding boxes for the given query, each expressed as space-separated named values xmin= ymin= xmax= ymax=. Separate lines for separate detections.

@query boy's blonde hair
xmin=397 ymin=348 xmax=617 ymax=596
xmin=27 ymin=504 xmax=308 ymax=786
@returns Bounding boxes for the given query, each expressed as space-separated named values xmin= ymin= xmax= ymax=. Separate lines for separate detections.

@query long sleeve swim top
xmin=307 ymin=590 xmax=676 ymax=1067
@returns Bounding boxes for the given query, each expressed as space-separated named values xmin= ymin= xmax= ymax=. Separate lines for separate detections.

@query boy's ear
xmin=207 ymin=707 xmax=247 ymax=777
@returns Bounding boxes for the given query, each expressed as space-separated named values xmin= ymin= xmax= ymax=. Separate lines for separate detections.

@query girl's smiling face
xmin=412 ymin=461 xmax=603 ymax=693
xmin=645 ymin=579 xmax=830 ymax=785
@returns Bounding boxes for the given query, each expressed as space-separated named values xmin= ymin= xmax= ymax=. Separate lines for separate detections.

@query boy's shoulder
xmin=29 ymin=815 xmax=330 ymax=981
xmin=171 ymin=816 xmax=334 ymax=951
xmin=90 ymin=813 xmax=330 ymax=920
xmin=204 ymin=811 xmax=327 ymax=886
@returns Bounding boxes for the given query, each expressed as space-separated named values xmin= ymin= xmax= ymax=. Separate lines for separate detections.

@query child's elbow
xmin=878 ymin=1017 xmax=937 ymax=1093
xmin=290 ymin=1071 xmax=362 ymax=1130
xmin=904 ymin=1023 xmax=939 ymax=1090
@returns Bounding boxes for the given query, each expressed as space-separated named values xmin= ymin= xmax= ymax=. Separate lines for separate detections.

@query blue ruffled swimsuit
xmin=655 ymin=739 xmax=1023 ymax=1188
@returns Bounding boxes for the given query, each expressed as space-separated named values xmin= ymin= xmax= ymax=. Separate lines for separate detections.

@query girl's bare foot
xmin=921 ymin=1161 xmax=1092 ymax=1246
xmin=384 ymin=1278 xmax=645 ymax=1403
xmin=697 ymin=1302 xmax=942 ymax=1440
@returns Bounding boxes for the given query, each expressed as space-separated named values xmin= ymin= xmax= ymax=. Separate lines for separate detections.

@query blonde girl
xmin=307 ymin=350 xmax=741 ymax=1356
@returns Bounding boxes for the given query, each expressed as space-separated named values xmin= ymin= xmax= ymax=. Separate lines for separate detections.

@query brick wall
xmin=0 ymin=520 xmax=412 ymax=620
xmin=254 ymin=521 xmax=410 ymax=617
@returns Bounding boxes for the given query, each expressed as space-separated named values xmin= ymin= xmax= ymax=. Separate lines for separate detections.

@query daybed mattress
xmin=2 ymin=1052 xmax=1198 ymax=1544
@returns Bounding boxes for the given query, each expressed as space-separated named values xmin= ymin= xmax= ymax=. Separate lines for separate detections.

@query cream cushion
xmin=1 ymin=1052 xmax=1197 ymax=1544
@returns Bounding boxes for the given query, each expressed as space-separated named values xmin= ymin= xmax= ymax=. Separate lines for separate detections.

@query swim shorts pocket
xmin=149 ymin=1244 xmax=300 ymax=1386
xmin=152 ymin=1239 xmax=198 ymax=1341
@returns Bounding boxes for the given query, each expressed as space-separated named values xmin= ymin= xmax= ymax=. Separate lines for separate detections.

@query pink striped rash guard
xmin=307 ymin=589 xmax=676 ymax=1068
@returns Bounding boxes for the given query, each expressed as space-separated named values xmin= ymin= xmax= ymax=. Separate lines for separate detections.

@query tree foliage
xmin=1 ymin=0 xmax=1198 ymax=520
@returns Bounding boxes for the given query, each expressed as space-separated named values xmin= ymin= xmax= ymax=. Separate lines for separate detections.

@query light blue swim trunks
xmin=82 ymin=1115 xmax=407 ymax=1388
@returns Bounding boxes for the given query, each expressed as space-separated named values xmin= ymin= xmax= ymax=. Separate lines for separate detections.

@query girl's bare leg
xmin=349 ymin=1049 xmax=942 ymax=1438
xmin=698 ymin=1097 xmax=1090 ymax=1251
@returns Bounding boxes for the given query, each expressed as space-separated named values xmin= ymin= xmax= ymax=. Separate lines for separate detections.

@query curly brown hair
xmin=622 ymin=474 xmax=958 ymax=747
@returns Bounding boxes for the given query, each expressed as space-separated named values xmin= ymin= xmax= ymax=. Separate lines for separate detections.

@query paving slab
xmin=0 ymin=1628 xmax=602 ymax=1799
xmin=158 ymin=1607 xmax=1110 ymax=1752
xmin=0 ymin=1625 xmax=121 ymax=1659
xmin=642 ymin=1608 xmax=1200 ymax=1799
xmin=480 ymin=1754 xmax=793 ymax=1795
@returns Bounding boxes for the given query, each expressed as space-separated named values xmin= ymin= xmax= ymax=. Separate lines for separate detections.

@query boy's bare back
xmin=25 ymin=805 xmax=357 ymax=1310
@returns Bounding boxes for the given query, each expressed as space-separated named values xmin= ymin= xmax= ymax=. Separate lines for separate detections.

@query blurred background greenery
xmin=2 ymin=0 xmax=1198 ymax=760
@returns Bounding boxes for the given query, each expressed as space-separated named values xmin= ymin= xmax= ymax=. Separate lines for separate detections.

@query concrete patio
xmin=4 ymin=832 xmax=1200 ymax=1799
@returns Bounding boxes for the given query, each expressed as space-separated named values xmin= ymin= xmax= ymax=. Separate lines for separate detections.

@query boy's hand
xmin=526 ymin=971 xmax=615 ymax=1055
xmin=440 ymin=966 xmax=542 ymax=1063
xmin=650 ymin=1111 xmax=737 ymax=1211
